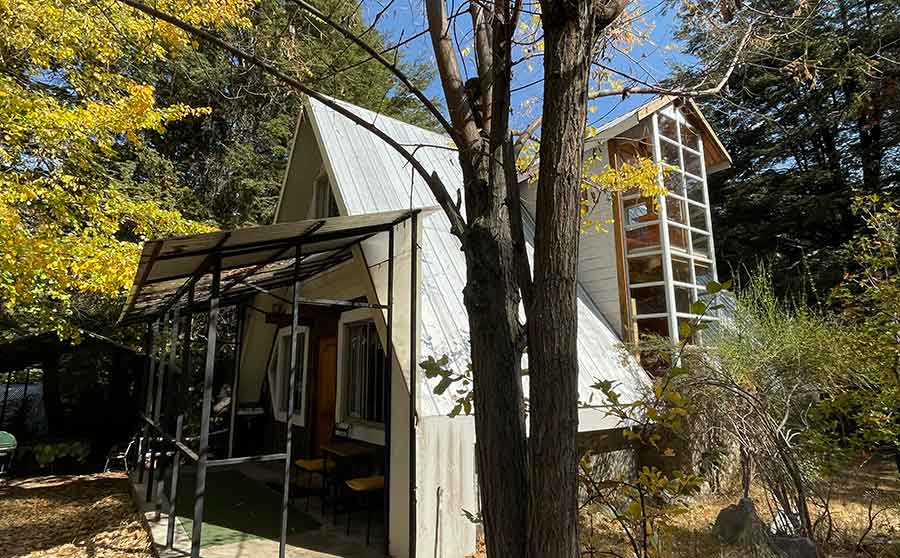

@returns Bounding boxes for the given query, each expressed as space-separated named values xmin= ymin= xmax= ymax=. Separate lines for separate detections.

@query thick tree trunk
xmin=463 ymin=224 xmax=530 ymax=558
xmin=526 ymin=3 xmax=601 ymax=556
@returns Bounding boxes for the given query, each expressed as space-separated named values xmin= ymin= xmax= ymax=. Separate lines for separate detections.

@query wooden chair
xmin=344 ymin=475 xmax=384 ymax=545
xmin=294 ymin=456 xmax=337 ymax=512
xmin=294 ymin=423 xmax=351 ymax=514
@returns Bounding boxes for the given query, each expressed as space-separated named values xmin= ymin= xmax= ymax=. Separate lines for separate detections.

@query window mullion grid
xmin=652 ymin=113 xmax=680 ymax=344
xmin=697 ymin=134 xmax=719 ymax=286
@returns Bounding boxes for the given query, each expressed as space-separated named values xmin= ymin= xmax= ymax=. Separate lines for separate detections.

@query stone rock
xmin=771 ymin=536 xmax=819 ymax=558
xmin=713 ymin=497 xmax=768 ymax=545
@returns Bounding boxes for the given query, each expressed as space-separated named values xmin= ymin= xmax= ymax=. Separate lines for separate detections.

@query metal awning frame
xmin=119 ymin=209 xmax=424 ymax=325
xmin=129 ymin=209 xmax=421 ymax=558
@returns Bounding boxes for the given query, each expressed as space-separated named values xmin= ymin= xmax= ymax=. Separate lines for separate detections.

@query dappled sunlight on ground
xmin=0 ymin=472 xmax=152 ymax=558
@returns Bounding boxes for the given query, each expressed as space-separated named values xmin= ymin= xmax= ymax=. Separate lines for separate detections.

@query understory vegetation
xmin=577 ymin=197 xmax=900 ymax=558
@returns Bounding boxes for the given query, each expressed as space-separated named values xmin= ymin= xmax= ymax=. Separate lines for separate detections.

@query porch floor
xmin=130 ymin=463 xmax=386 ymax=558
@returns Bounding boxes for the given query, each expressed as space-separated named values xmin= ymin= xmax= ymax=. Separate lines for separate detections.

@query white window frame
xmin=267 ymin=325 xmax=310 ymax=425
xmin=335 ymin=308 xmax=386 ymax=446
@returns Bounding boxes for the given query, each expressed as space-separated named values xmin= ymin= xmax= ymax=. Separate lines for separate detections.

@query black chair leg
xmin=365 ymin=492 xmax=372 ymax=546
xmin=346 ymin=491 xmax=352 ymax=536
xmin=305 ymin=471 xmax=311 ymax=512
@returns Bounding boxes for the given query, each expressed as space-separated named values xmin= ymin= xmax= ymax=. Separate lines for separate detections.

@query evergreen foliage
xmin=675 ymin=0 xmax=900 ymax=294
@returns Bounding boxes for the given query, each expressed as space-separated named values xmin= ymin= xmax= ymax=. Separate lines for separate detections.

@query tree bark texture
xmin=527 ymin=1 xmax=605 ymax=556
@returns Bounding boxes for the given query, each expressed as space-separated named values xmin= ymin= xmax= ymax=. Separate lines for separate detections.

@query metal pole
xmin=179 ymin=286 xmax=195 ymax=419
xmin=384 ymin=226 xmax=395 ymax=557
xmin=1 ymin=372 xmax=11 ymax=427
xmin=408 ymin=214 xmax=418 ymax=558
xmin=139 ymin=320 xmax=160 ymax=483
xmin=166 ymin=414 xmax=183 ymax=550
xmin=228 ymin=304 xmax=245 ymax=458
xmin=147 ymin=314 xmax=170 ymax=504
xmin=191 ymin=259 xmax=221 ymax=558
xmin=280 ymin=244 xmax=303 ymax=558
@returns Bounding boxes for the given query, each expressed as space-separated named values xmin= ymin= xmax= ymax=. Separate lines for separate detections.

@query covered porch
xmin=119 ymin=208 xmax=426 ymax=558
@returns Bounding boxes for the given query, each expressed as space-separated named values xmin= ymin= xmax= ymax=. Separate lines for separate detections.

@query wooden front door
xmin=313 ymin=336 xmax=338 ymax=455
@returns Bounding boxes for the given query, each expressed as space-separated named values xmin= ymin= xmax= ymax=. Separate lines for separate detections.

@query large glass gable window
xmin=619 ymin=105 xmax=719 ymax=344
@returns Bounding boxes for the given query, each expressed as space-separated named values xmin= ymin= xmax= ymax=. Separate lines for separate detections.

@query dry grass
xmin=471 ymin=460 xmax=900 ymax=557
xmin=0 ymin=472 xmax=153 ymax=558
xmin=581 ymin=459 xmax=900 ymax=558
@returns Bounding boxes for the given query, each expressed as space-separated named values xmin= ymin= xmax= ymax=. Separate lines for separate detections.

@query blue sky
xmin=361 ymin=0 xmax=693 ymax=131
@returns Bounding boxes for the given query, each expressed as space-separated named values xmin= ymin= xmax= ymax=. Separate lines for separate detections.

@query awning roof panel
xmin=120 ymin=208 xmax=427 ymax=323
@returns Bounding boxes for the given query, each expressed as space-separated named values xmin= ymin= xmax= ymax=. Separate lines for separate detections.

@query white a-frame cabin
xmin=228 ymin=94 xmax=731 ymax=558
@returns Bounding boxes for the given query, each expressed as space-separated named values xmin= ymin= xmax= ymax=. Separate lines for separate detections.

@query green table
xmin=0 ymin=431 xmax=16 ymax=474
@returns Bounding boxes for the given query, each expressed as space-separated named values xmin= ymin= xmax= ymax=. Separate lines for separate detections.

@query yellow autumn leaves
xmin=0 ymin=0 xmax=250 ymax=336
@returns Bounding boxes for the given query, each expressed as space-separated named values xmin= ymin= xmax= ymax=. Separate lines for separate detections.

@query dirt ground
xmin=0 ymin=472 xmax=153 ymax=558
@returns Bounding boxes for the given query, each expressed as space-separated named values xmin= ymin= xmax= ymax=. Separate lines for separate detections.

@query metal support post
xmin=280 ymin=244 xmax=303 ymax=558
xmin=228 ymin=304 xmax=245 ymax=458
xmin=408 ymin=214 xmax=418 ymax=558
xmin=383 ymin=226 xmax=395 ymax=556
xmin=139 ymin=320 xmax=160 ymax=483
xmin=191 ymin=259 xmax=221 ymax=558
xmin=147 ymin=314 xmax=170 ymax=504
xmin=166 ymin=415 xmax=183 ymax=550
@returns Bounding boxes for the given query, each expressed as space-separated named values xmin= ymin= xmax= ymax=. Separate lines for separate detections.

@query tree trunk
xmin=463 ymin=226 xmax=530 ymax=558
xmin=526 ymin=3 xmax=596 ymax=556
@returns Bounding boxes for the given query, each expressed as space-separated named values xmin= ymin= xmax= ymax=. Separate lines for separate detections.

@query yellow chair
xmin=345 ymin=475 xmax=385 ymax=545
xmin=294 ymin=457 xmax=336 ymax=512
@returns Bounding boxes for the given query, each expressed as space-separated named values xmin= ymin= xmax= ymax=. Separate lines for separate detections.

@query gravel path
xmin=0 ymin=472 xmax=152 ymax=558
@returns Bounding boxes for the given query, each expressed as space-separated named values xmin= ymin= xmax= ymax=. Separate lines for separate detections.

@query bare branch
xmin=115 ymin=0 xmax=467 ymax=236
xmin=426 ymin=0 xmax=482 ymax=151
xmin=470 ymin=1 xmax=494 ymax=136
xmin=514 ymin=21 xmax=754 ymax=151
xmin=287 ymin=0 xmax=458 ymax=144
xmin=588 ymin=22 xmax=754 ymax=100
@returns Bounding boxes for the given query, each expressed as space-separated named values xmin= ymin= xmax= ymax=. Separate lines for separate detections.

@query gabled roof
xmin=589 ymin=96 xmax=732 ymax=173
xmin=293 ymin=95 xmax=649 ymax=427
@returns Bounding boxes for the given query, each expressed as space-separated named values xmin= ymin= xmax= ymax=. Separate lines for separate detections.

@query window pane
xmin=692 ymin=233 xmax=711 ymax=258
xmin=689 ymin=204 xmax=708 ymax=231
xmin=632 ymin=286 xmax=667 ymax=315
xmin=694 ymin=261 xmax=714 ymax=285
xmin=345 ymin=322 xmax=385 ymax=423
xmin=663 ymin=170 xmax=683 ymax=197
xmin=668 ymin=225 xmax=689 ymax=252
xmin=674 ymin=287 xmax=693 ymax=313
xmin=658 ymin=115 xmax=678 ymax=142
xmin=623 ymin=197 xmax=657 ymax=226
xmin=666 ymin=196 xmax=687 ymax=225
xmin=626 ymin=224 xmax=660 ymax=253
xmin=683 ymin=148 xmax=702 ymax=176
xmin=686 ymin=176 xmax=705 ymax=203
xmin=671 ymin=256 xmax=692 ymax=283
xmin=661 ymin=139 xmax=681 ymax=169
xmin=680 ymin=122 xmax=700 ymax=151
xmin=637 ymin=317 xmax=669 ymax=339
xmin=628 ymin=255 xmax=663 ymax=284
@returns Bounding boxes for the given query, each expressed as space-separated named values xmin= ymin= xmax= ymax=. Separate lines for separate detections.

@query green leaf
xmin=434 ymin=377 xmax=453 ymax=395
xmin=678 ymin=321 xmax=693 ymax=338
xmin=690 ymin=300 xmax=707 ymax=315
xmin=706 ymin=281 xmax=722 ymax=295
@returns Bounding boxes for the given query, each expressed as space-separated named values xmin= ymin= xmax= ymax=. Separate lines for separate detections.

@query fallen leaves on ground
xmin=0 ymin=472 xmax=152 ymax=558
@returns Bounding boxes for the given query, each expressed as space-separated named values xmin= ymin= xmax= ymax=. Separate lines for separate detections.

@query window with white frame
xmin=619 ymin=105 xmax=718 ymax=345
xmin=313 ymin=173 xmax=339 ymax=218
xmin=267 ymin=326 xmax=310 ymax=424
xmin=343 ymin=320 xmax=386 ymax=424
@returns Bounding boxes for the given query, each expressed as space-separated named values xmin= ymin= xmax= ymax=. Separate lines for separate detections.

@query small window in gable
xmin=313 ymin=174 xmax=339 ymax=218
